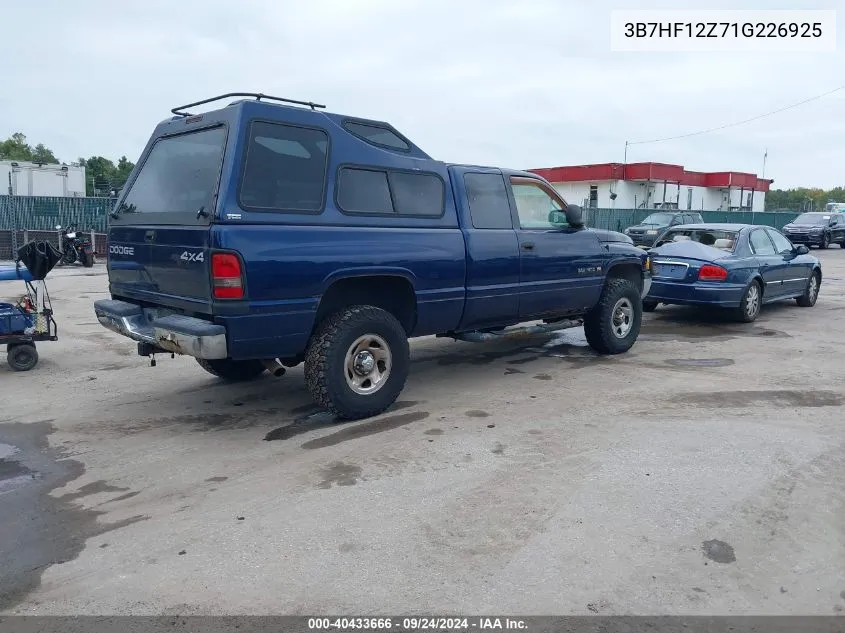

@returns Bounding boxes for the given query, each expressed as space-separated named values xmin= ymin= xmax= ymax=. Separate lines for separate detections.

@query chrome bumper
xmin=641 ymin=275 xmax=652 ymax=299
xmin=93 ymin=299 xmax=228 ymax=360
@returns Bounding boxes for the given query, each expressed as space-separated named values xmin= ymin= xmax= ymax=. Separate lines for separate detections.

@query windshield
xmin=655 ymin=228 xmax=739 ymax=250
xmin=118 ymin=126 xmax=226 ymax=221
xmin=793 ymin=213 xmax=829 ymax=225
xmin=641 ymin=213 xmax=675 ymax=225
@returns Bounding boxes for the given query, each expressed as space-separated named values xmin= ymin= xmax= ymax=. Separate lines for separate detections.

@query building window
xmin=687 ymin=188 xmax=693 ymax=210
xmin=588 ymin=185 xmax=598 ymax=208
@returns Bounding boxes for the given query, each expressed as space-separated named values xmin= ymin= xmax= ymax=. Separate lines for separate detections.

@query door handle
xmin=521 ymin=242 xmax=535 ymax=251
xmin=144 ymin=230 xmax=156 ymax=243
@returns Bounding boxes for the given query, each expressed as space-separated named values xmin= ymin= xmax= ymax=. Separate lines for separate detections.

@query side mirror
xmin=795 ymin=245 xmax=810 ymax=255
xmin=565 ymin=204 xmax=584 ymax=228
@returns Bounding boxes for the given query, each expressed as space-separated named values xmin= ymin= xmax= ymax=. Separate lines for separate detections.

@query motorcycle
xmin=56 ymin=223 xmax=95 ymax=267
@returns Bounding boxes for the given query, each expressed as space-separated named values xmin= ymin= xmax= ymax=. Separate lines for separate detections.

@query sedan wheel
xmin=820 ymin=233 xmax=830 ymax=249
xmin=733 ymin=281 xmax=761 ymax=323
xmin=796 ymin=272 xmax=820 ymax=307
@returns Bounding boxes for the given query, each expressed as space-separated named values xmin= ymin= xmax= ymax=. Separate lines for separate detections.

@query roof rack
xmin=171 ymin=92 xmax=326 ymax=117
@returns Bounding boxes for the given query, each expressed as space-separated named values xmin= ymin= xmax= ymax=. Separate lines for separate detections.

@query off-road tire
xmin=584 ymin=278 xmax=642 ymax=355
xmin=7 ymin=343 xmax=38 ymax=371
xmin=642 ymin=300 xmax=659 ymax=312
xmin=796 ymin=270 xmax=821 ymax=307
xmin=304 ymin=305 xmax=410 ymax=420
xmin=732 ymin=280 xmax=762 ymax=323
xmin=196 ymin=358 xmax=266 ymax=381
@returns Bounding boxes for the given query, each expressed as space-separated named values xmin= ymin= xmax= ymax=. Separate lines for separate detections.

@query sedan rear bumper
xmin=646 ymin=279 xmax=746 ymax=308
xmin=94 ymin=299 xmax=228 ymax=359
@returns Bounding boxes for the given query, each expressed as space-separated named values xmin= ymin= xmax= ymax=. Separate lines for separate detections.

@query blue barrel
xmin=0 ymin=265 xmax=34 ymax=283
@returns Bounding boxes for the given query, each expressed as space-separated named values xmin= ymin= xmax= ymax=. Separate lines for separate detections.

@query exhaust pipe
xmin=262 ymin=359 xmax=286 ymax=377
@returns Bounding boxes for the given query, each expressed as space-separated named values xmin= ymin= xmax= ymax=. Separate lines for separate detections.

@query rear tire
xmin=196 ymin=358 xmax=266 ymax=381
xmin=642 ymin=300 xmax=659 ymax=312
xmin=81 ymin=251 xmax=95 ymax=267
xmin=796 ymin=271 xmax=820 ymax=307
xmin=732 ymin=280 xmax=761 ymax=323
xmin=8 ymin=343 xmax=38 ymax=371
xmin=304 ymin=305 xmax=409 ymax=420
xmin=584 ymin=278 xmax=642 ymax=355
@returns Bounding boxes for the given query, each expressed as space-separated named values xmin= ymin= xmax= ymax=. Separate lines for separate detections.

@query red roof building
xmin=528 ymin=162 xmax=773 ymax=212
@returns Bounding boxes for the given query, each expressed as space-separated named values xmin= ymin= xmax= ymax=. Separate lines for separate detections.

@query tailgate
xmin=108 ymin=225 xmax=213 ymax=314
xmin=106 ymin=124 xmax=226 ymax=314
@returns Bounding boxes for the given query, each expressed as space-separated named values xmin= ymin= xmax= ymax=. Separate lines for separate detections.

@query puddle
xmin=671 ymin=390 xmax=843 ymax=408
xmin=301 ymin=411 xmax=430 ymax=450
xmin=665 ymin=358 xmax=735 ymax=368
xmin=0 ymin=421 xmax=148 ymax=611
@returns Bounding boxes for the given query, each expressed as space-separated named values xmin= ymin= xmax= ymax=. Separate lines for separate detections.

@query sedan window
xmin=749 ymin=229 xmax=777 ymax=255
xmin=766 ymin=229 xmax=794 ymax=253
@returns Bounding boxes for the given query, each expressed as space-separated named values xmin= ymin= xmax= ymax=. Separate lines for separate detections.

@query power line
xmin=627 ymin=83 xmax=845 ymax=146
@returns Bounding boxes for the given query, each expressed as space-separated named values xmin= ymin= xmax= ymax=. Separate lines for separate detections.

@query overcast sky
xmin=2 ymin=0 xmax=843 ymax=189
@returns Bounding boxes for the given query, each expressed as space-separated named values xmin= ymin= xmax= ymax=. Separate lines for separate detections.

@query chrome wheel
xmin=344 ymin=334 xmax=391 ymax=395
xmin=611 ymin=298 xmax=634 ymax=338
xmin=745 ymin=284 xmax=760 ymax=319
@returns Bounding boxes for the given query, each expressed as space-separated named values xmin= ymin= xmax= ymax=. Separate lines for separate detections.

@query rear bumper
xmin=646 ymin=279 xmax=745 ymax=308
xmin=93 ymin=299 xmax=228 ymax=359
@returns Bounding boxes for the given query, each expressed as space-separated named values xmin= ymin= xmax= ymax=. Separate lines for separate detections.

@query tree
xmin=31 ymin=143 xmax=59 ymax=164
xmin=0 ymin=132 xmax=52 ymax=162
xmin=79 ymin=155 xmax=135 ymax=196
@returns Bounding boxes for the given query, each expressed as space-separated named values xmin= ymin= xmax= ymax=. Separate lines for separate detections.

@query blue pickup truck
xmin=94 ymin=93 xmax=651 ymax=419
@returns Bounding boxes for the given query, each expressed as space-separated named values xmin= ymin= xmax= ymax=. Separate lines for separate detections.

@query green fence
xmin=584 ymin=208 xmax=799 ymax=233
xmin=0 ymin=195 xmax=114 ymax=233
xmin=0 ymin=195 xmax=800 ymax=234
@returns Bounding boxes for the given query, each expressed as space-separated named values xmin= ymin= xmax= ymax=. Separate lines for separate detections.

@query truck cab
xmin=95 ymin=93 xmax=650 ymax=420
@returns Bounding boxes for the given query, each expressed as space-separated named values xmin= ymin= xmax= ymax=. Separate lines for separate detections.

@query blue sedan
xmin=643 ymin=223 xmax=822 ymax=322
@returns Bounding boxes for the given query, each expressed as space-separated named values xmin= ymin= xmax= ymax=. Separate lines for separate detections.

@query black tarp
xmin=16 ymin=241 xmax=62 ymax=280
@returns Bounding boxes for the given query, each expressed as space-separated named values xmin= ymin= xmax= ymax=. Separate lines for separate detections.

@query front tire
xmin=8 ymin=343 xmax=38 ymax=371
xmin=584 ymin=278 xmax=643 ymax=355
xmin=196 ymin=358 xmax=266 ymax=381
xmin=796 ymin=271 xmax=820 ymax=307
xmin=820 ymin=233 xmax=830 ymax=249
xmin=732 ymin=280 xmax=762 ymax=323
xmin=304 ymin=305 xmax=410 ymax=420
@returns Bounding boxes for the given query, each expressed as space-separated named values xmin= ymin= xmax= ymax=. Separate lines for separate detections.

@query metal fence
xmin=0 ymin=194 xmax=802 ymax=260
xmin=584 ymin=208 xmax=799 ymax=232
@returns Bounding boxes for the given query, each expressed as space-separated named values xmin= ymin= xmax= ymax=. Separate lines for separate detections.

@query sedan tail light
xmin=212 ymin=253 xmax=244 ymax=299
xmin=698 ymin=264 xmax=728 ymax=281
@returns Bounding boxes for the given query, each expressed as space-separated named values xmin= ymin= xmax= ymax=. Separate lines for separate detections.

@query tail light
xmin=211 ymin=253 xmax=244 ymax=299
xmin=698 ymin=264 xmax=728 ymax=281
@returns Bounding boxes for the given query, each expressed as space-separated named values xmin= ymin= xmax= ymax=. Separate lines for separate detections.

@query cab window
xmin=509 ymin=177 xmax=566 ymax=229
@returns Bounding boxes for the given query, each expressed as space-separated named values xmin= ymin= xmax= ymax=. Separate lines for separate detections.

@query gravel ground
xmin=1 ymin=254 xmax=844 ymax=616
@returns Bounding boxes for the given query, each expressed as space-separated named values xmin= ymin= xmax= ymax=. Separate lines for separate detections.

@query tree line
xmin=0 ymin=132 xmax=135 ymax=197
xmin=764 ymin=187 xmax=845 ymax=212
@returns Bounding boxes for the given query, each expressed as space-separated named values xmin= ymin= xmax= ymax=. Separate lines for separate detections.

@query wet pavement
xmin=1 ymin=254 xmax=844 ymax=615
